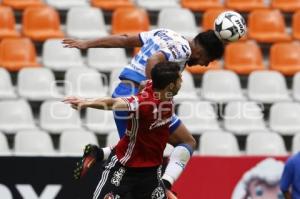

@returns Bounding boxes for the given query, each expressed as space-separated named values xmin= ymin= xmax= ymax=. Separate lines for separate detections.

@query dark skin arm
xmin=283 ymin=191 xmax=292 ymax=199
xmin=145 ymin=52 xmax=167 ymax=78
xmin=62 ymin=34 xmax=142 ymax=49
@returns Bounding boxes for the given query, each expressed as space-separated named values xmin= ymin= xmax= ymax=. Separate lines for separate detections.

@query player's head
xmin=151 ymin=62 xmax=181 ymax=96
xmin=188 ymin=30 xmax=225 ymax=66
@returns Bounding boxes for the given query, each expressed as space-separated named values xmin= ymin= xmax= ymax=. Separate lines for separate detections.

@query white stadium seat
xmin=202 ymin=70 xmax=245 ymax=102
xmin=66 ymin=7 xmax=108 ymax=39
xmin=17 ymin=68 xmax=62 ymax=101
xmin=40 ymin=100 xmax=82 ymax=134
xmin=0 ymin=68 xmax=16 ymax=99
xmin=14 ymin=130 xmax=56 ymax=156
xmin=175 ymin=70 xmax=199 ymax=102
xmin=248 ymin=71 xmax=291 ymax=103
xmin=158 ymin=8 xmax=198 ymax=39
xmin=109 ymin=68 xmax=127 ymax=96
xmin=269 ymin=102 xmax=300 ymax=135
xmin=46 ymin=0 xmax=89 ymax=10
xmin=177 ymin=101 xmax=220 ymax=134
xmin=292 ymin=133 xmax=300 ymax=154
xmin=85 ymin=108 xmax=117 ymax=135
xmin=43 ymin=39 xmax=85 ymax=71
xmin=224 ymin=101 xmax=266 ymax=135
xmin=87 ymin=48 xmax=127 ymax=72
xmin=0 ymin=100 xmax=36 ymax=134
xmin=246 ymin=131 xmax=287 ymax=156
xmin=65 ymin=67 xmax=108 ymax=98
xmin=136 ymin=0 xmax=180 ymax=11
xmin=199 ymin=131 xmax=240 ymax=156
xmin=106 ymin=131 xmax=120 ymax=147
xmin=60 ymin=130 xmax=98 ymax=156
xmin=0 ymin=132 xmax=10 ymax=155
xmin=292 ymin=72 xmax=300 ymax=101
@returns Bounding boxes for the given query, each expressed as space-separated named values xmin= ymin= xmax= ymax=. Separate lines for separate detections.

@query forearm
xmin=283 ymin=191 xmax=292 ymax=199
xmin=85 ymin=34 xmax=141 ymax=48
xmin=81 ymin=97 xmax=128 ymax=111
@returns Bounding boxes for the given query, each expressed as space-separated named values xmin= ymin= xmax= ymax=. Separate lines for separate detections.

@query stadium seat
xmin=0 ymin=132 xmax=10 ymax=155
xmin=269 ymin=102 xmax=300 ymax=135
xmin=0 ymin=68 xmax=16 ymax=99
xmin=185 ymin=60 xmax=221 ymax=74
xmin=157 ymin=8 xmax=199 ymax=39
xmin=87 ymin=48 xmax=128 ymax=72
xmin=248 ymin=9 xmax=291 ymax=43
xmin=85 ymin=108 xmax=117 ymax=134
xmin=66 ymin=7 xmax=108 ymax=39
xmin=246 ymin=131 xmax=287 ymax=156
xmin=60 ymin=130 xmax=98 ymax=156
xmin=177 ymin=101 xmax=220 ymax=134
xmin=199 ymin=131 xmax=240 ymax=156
xmin=181 ymin=0 xmax=223 ymax=12
xmin=2 ymin=0 xmax=43 ymax=10
xmin=91 ymin=0 xmax=134 ymax=11
xmin=14 ymin=130 xmax=56 ymax=156
xmin=248 ymin=71 xmax=291 ymax=103
xmin=65 ymin=67 xmax=107 ymax=98
xmin=136 ymin=0 xmax=180 ymax=11
xmin=22 ymin=6 xmax=64 ymax=42
xmin=292 ymin=134 xmax=300 ymax=154
xmin=0 ymin=100 xmax=36 ymax=134
xmin=42 ymin=39 xmax=85 ymax=71
xmin=46 ymin=0 xmax=89 ymax=10
xmin=271 ymin=0 xmax=300 ymax=12
xmin=225 ymin=0 xmax=266 ymax=12
xmin=112 ymin=7 xmax=150 ymax=35
xmin=201 ymin=8 xmax=228 ymax=31
xmin=292 ymin=72 xmax=300 ymax=101
xmin=0 ymin=38 xmax=39 ymax=72
xmin=17 ymin=68 xmax=62 ymax=101
xmin=292 ymin=11 xmax=300 ymax=40
xmin=224 ymin=101 xmax=266 ymax=135
xmin=224 ymin=41 xmax=264 ymax=75
xmin=0 ymin=6 xmax=19 ymax=39
xmin=201 ymin=70 xmax=245 ymax=102
xmin=270 ymin=41 xmax=300 ymax=76
xmin=106 ymin=131 xmax=120 ymax=146
xmin=175 ymin=70 xmax=200 ymax=102
xmin=40 ymin=100 xmax=82 ymax=134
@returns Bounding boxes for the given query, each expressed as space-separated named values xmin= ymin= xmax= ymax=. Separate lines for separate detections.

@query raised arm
xmin=145 ymin=52 xmax=167 ymax=78
xmin=63 ymin=96 xmax=129 ymax=111
xmin=62 ymin=34 xmax=142 ymax=49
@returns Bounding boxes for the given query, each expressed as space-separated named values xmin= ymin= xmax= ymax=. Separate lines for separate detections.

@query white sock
xmin=162 ymin=144 xmax=192 ymax=186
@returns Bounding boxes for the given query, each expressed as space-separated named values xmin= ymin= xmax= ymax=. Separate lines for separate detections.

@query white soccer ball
xmin=214 ymin=11 xmax=247 ymax=42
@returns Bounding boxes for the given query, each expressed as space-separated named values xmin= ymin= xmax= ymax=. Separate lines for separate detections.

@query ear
xmin=168 ymin=82 xmax=175 ymax=90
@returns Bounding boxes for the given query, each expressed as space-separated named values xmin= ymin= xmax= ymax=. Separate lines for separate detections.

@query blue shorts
xmin=112 ymin=82 xmax=181 ymax=138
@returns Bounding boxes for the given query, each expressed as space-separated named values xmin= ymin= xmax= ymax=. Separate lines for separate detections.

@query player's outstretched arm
xmin=63 ymin=96 xmax=129 ymax=111
xmin=62 ymin=34 xmax=142 ymax=49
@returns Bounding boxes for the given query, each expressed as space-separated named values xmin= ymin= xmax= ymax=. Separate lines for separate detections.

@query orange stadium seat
xmin=112 ymin=7 xmax=150 ymax=35
xmin=293 ymin=11 xmax=300 ymax=40
xmin=185 ymin=61 xmax=221 ymax=74
xmin=181 ymin=0 xmax=223 ymax=12
xmin=22 ymin=6 xmax=64 ymax=42
xmin=0 ymin=38 xmax=39 ymax=72
xmin=201 ymin=8 xmax=229 ymax=31
xmin=270 ymin=42 xmax=300 ymax=76
xmin=91 ymin=0 xmax=134 ymax=11
xmin=2 ymin=0 xmax=43 ymax=10
xmin=225 ymin=0 xmax=266 ymax=12
xmin=248 ymin=9 xmax=291 ymax=43
xmin=0 ymin=6 xmax=19 ymax=39
xmin=224 ymin=41 xmax=264 ymax=75
xmin=271 ymin=0 xmax=300 ymax=12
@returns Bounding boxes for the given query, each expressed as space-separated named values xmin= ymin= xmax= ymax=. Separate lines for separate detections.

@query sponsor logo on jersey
xmin=149 ymin=117 xmax=172 ymax=130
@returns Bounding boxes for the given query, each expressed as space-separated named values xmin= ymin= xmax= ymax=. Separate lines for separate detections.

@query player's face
xmin=172 ymin=73 xmax=182 ymax=96
xmin=187 ymin=45 xmax=212 ymax=67
xmin=247 ymin=179 xmax=284 ymax=199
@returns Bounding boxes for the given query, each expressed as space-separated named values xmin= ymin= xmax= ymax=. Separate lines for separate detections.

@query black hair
xmin=193 ymin=30 xmax=225 ymax=60
xmin=151 ymin=62 xmax=180 ymax=90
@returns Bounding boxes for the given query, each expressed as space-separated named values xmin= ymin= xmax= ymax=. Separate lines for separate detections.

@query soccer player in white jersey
xmin=63 ymin=28 xmax=225 ymax=194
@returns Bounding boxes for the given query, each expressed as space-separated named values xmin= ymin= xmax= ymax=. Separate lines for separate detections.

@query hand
xmin=166 ymin=190 xmax=178 ymax=199
xmin=63 ymin=96 xmax=86 ymax=110
xmin=62 ymin=38 xmax=88 ymax=49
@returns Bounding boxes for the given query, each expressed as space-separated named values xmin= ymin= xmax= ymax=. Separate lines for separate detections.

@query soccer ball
xmin=214 ymin=11 xmax=247 ymax=42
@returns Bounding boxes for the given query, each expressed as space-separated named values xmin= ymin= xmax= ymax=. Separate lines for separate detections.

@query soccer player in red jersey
xmin=64 ymin=62 xmax=181 ymax=199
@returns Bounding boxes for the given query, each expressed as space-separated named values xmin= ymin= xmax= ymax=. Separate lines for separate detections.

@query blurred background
xmin=0 ymin=0 xmax=299 ymax=198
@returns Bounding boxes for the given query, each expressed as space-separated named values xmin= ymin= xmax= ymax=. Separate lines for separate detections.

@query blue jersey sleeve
xmin=280 ymin=157 xmax=295 ymax=192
